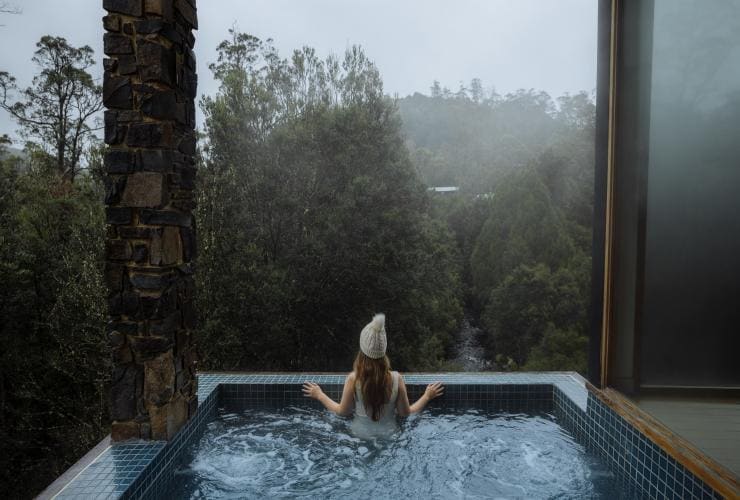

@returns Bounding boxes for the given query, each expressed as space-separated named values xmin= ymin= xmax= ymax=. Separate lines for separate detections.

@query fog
xmin=0 ymin=0 xmax=597 ymax=144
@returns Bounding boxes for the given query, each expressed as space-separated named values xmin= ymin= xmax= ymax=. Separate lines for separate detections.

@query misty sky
xmin=0 ymin=0 xmax=597 ymax=145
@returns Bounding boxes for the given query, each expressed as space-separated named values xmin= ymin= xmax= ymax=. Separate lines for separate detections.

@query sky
xmin=0 ymin=0 xmax=597 ymax=145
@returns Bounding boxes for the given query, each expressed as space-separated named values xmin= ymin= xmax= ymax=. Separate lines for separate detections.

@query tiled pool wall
xmin=134 ymin=387 xmax=219 ymax=500
xmin=554 ymin=387 xmax=722 ymax=500
xmin=51 ymin=372 xmax=727 ymax=500
xmin=219 ymin=381 xmax=554 ymax=413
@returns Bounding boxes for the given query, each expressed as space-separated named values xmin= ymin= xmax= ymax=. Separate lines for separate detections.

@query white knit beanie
xmin=359 ymin=313 xmax=387 ymax=359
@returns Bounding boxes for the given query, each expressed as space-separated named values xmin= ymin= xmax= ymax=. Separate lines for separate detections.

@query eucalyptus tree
xmin=0 ymin=36 xmax=102 ymax=181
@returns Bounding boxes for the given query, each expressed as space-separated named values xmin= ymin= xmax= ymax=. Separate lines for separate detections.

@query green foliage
xmin=471 ymin=146 xmax=592 ymax=370
xmin=470 ymin=168 xmax=575 ymax=304
xmin=429 ymin=194 xmax=492 ymax=304
xmin=0 ymin=151 xmax=108 ymax=498
xmin=481 ymin=262 xmax=588 ymax=365
xmin=467 ymin=148 xmax=592 ymax=371
xmin=197 ymin=31 xmax=463 ymax=372
xmin=406 ymin=82 xmax=595 ymax=373
xmin=524 ymin=325 xmax=588 ymax=373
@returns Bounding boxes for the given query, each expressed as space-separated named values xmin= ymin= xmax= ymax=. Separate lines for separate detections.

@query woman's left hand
xmin=302 ymin=382 xmax=324 ymax=400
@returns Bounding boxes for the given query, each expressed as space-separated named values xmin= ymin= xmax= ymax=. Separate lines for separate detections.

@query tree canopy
xmin=401 ymin=80 xmax=595 ymax=370
xmin=0 ymin=36 xmax=102 ymax=181
xmin=196 ymin=31 xmax=463 ymax=371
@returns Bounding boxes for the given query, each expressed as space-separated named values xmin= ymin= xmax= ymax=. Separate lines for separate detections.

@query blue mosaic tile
xmin=553 ymin=384 xmax=726 ymax=500
xmin=54 ymin=442 xmax=165 ymax=499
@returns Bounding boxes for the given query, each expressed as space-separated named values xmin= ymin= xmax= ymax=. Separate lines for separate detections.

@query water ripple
xmin=174 ymin=407 xmax=623 ymax=499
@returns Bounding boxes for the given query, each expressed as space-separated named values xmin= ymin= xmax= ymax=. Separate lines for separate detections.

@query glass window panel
xmin=639 ymin=0 xmax=740 ymax=386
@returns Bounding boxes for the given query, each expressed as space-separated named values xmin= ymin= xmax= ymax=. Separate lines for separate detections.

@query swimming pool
xmin=173 ymin=406 xmax=622 ymax=499
xmin=47 ymin=373 xmax=728 ymax=499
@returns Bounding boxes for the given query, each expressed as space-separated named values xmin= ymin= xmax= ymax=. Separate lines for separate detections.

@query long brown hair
xmin=353 ymin=351 xmax=392 ymax=421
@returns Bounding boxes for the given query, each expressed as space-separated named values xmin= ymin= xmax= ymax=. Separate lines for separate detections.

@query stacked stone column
xmin=102 ymin=0 xmax=198 ymax=441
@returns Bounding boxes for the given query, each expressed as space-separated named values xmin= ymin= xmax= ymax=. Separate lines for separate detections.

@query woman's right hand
xmin=424 ymin=382 xmax=444 ymax=400
xmin=302 ymin=382 xmax=324 ymax=400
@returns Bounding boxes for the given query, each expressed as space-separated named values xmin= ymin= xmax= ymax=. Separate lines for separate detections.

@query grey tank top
xmin=354 ymin=371 xmax=399 ymax=421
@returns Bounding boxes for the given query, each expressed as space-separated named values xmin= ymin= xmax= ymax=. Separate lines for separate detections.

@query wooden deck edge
xmin=587 ymin=384 xmax=740 ymax=499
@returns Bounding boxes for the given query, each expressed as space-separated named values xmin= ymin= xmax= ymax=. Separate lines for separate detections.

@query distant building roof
xmin=428 ymin=186 xmax=460 ymax=193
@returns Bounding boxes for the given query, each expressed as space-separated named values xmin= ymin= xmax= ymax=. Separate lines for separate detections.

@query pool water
xmin=173 ymin=406 xmax=626 ymax=499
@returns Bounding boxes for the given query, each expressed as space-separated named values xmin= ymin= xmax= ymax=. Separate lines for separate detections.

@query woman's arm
xmin=396 ymin=375 xmax=444 ymax=416
xmin=302 ymin=373 xmax=356 ymax=417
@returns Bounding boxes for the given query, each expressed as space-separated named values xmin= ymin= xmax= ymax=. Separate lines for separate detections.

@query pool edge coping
xmin=38 ymin=436 xmax=113 ymax=500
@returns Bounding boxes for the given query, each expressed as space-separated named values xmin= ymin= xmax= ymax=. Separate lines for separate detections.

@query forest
xmin=0 ymin=31 xmax=594 ymax=497
xmin=398 ymin=81 xmax=595 ymax=371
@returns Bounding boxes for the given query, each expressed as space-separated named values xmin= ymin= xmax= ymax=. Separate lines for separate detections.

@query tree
xmin=399 ymin=81 xmax=595 ymax=373
xmin=455 ymin=82 xmax=468 ymax=100
xmin=197 ymin=31 xmax=463 ymax=372
xmin=0 ymin=38 xmax=106 ymax=498
xmin=524 ymin=325 xmax=588 ymax=373
xmin=430 ymin=80 xmax=442 ymax=98
xmin=470 ymin=168 xmax=574 ymax=303
xmin=0 ymin=150 xmax=108 ymax=498
xmin=0 ymin=36 xmax=102 ymax=181
xmin=556 ymin=91 xmax=596 ymax=132
xmin=430 ymin=193 xmax=492 ymax=300
xmin=482 ymin=262 xmax=587 ymax=366
xmin=469 ymin=78 xmax=484 ymax=103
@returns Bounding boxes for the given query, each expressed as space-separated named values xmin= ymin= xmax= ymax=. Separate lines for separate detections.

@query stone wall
xmin=102 ymin=0 xmax=198 ymax=441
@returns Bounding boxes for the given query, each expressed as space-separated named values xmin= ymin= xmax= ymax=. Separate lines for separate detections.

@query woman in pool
xmin=302 ymin=313 xmax=444 ymax=433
